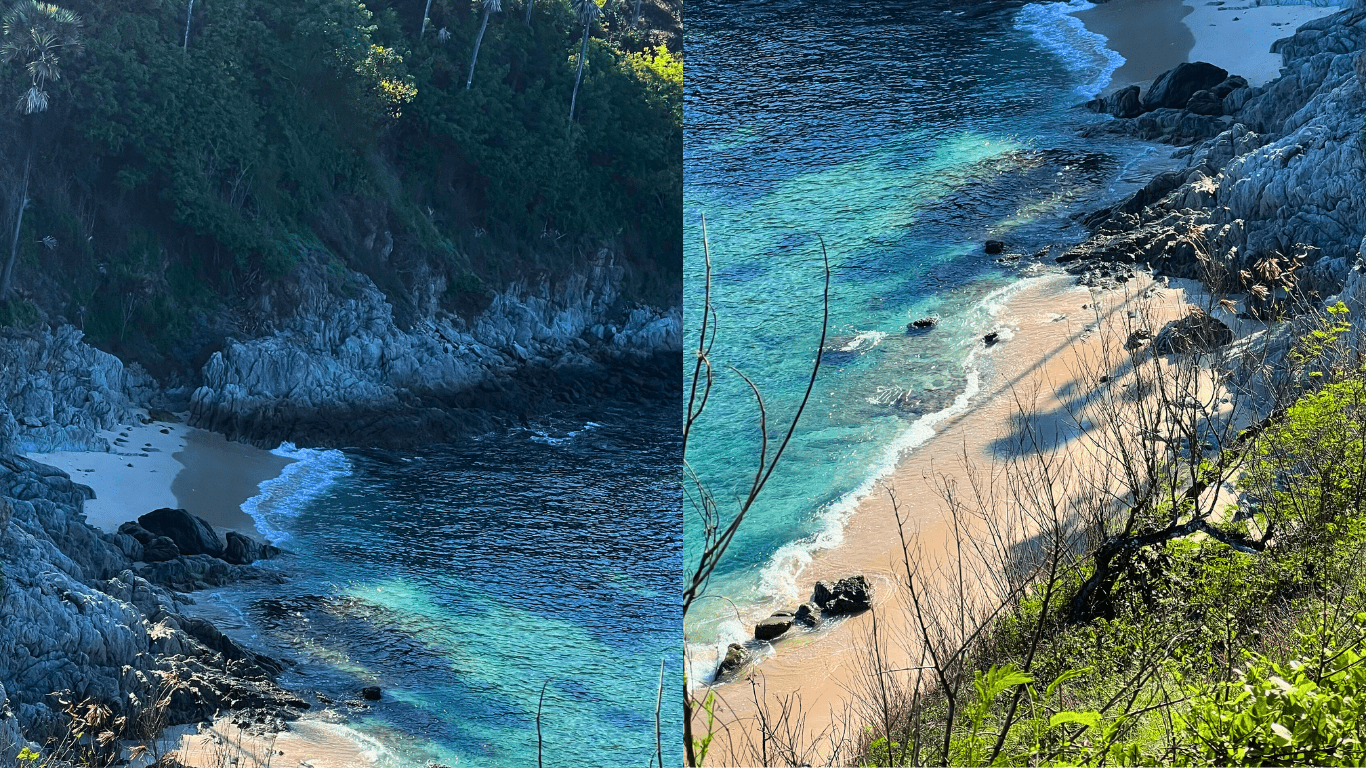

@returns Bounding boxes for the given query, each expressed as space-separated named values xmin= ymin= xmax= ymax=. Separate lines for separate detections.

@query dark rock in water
xmin=715 ymin=643 xmax=748 ymax=681
xmin=1086 ymin=84 xmax=1142 ymax=118
xmin=755 ymin=611 xmax=795 ymax=641
xmin=139 ymin=507 xmax=225 ymax=557
xmin=795 ymin=602 xmax=822 ymax=627
xmin=142 ymin=536 xmax=181 ymax=562
xmin=224 ymin=531 xmax=266 ymax=565
xmin=1080 ymin=107 xmax=1227 ymax=146
xmin=813 ymin=575 xmax=872 ymax=615
xmin=1154 ymin=311 xmax=1233 ymax=354
xmin=908 ymin=317 xmax=938 ymax=331
xmin=362 ymin=686 xmax=382 ymax=701
xmin=1141 ymin=62 xmax=1229 ymax=111
xmin=983 ymin=332 xmax=1000 ymax=346
xmin=1185 ymin=89 xmax=1224 ymax=116
xmin=984 ymin=240 xmax=1005 ymax=255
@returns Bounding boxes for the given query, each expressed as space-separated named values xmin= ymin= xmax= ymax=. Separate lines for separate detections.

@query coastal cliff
xmin=188 ymin=248 xmax=681 ymax=448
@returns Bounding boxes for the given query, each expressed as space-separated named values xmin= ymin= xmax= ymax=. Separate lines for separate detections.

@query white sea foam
xmin=752 ymin=276 xmax=1035 ymax=606
xmin=240 ymin=442 xmax=352 ymax=544
xmin=686 ymin=278 xmax=1041 ymax=686
xmin=840 ymin=330 xmax=888 ymax=352
xmin=1015 ymin=0 xmax=1125 ymax=99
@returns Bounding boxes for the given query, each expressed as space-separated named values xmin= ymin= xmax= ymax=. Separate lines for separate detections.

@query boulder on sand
xmin=715 ymin=643 xmax=749 ymax=681
xmin=795 ymin=602 xmax=822 ymax=627
xmin=1141 ymin=62 xmax=1228 ymax=112
xmin=755 ymin=611 xmax=795 ymax=641
xmin=1153 ymin=310 xmax=1233 ymax=354
xmin=813 ymin=575 xmax=872 ymax=615
xmin=138 ymin=507 xmax=225 ymax=557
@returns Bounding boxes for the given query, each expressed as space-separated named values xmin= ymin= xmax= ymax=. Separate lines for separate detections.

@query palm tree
xmin=568 ymin=0 xmax=600 ymax=121
xmin=0 ymin=0 xmax=81 ymax=302
xmin=465 ymin=0 xmax=501 ymax=90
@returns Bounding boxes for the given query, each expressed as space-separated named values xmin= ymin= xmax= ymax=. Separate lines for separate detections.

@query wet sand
xmin=30 ymin=413 xmax=292 ymax=540
xmin=1076 ymin=0 xmax=1193 ymax=95
xmin=125 ymin=716 xmax=383 ymax=768
xmin=1077 ymin=0 xmax=1339 ymax=94
xmin=695 ymin=271 xmax=1235 ymax=765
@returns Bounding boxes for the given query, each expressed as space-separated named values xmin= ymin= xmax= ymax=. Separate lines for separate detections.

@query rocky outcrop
xmin=1066 ymin=7 xmax=1366 ymax=300
xmin=0 ymin=325 xmax=150 ymax=453
xmin=1141 ymin=62 xmax=1229 ymax=112
xmin=0 ymin=453 xmax=301 ymax=749
xmin=138 ymin=508 xmax=225 ymax=558
xmin=1154 ymin=310 xmax=1235 ymax=354
xmin=189 ymin=248 xmax=681 ymax=448
xmin=813 ymin=576 xmax=873 ymax=615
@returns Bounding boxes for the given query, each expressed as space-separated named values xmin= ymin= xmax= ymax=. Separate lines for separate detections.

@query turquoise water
xmin=197 ymin=406 xmax=680 ymax=767
xmin=683 ymin=0 xmax=1158 ymax=677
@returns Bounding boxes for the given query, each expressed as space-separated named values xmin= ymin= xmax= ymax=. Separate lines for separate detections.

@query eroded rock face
xmin=1066 ymin=8 xmax=1366 ymax=298
xmin=0 ymin=325 xmax=147 ymax=453
xmin=189 ymin=249 xmax=682 ymax=448
xmin=0 ymin=453 xmax=300 ymax=749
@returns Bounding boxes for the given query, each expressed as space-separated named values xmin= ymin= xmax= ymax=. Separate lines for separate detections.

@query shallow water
xmin=196 ymin=404 xmax=680 ymax=767
xmin=683 ymin=0 xmax=1163 ymax=678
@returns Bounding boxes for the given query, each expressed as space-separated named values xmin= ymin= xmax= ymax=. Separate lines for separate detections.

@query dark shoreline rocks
xmin=192 ymin=350 xmax=682 ymax=449
xmin=814 ymin=576 xmax=873 ymax=615
xmin=0 ymin=453 xmax=304 ymax=753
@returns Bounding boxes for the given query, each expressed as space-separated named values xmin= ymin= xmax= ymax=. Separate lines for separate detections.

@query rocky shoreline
xmin=0 ymin=246 xmax=681 ymax=758
xmin=0 ymin=453 xmax=306 ymax=764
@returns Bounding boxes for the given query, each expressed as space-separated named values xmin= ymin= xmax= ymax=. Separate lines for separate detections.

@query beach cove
xmin=685 ymin=0 xmax=1363 ymax=761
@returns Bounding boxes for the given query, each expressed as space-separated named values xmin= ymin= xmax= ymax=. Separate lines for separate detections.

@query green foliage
xmin=0 ymin=297 xmax=40 ymax=327
xmin=0 ymin=0 xmax=680 ymax=367
xmin=1176 ymin=621 xmax=1366 ymax=766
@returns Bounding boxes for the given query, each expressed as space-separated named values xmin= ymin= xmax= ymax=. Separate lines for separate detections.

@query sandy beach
xmin=121 ymin=716 xmax=384 ymax=768
xmin=29 ymin=413 xmax=293 ymax=540
xmin=1077 ymin=0 xmax=1339 ymax=94
xmin=694 ymin=269 xmax=1243 ymax=764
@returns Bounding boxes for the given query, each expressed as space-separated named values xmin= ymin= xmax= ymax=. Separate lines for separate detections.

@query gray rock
xmin=795 ymin=602 xmax=822 ymax=627
xmin=813 ymin=576 xmax=873 ymax=615
xmin=1154 ymin=312 xmax=1234 ymax=354
xmin=714 ymin=643 xmax=749 ymax=682
xmin=755 ymin=611 xmax=795 ymax=641
xmin=1185 ymin=89 xmax=1224 ymax=116
xmin=1086 ymin=84 xmax=1142 ymax=118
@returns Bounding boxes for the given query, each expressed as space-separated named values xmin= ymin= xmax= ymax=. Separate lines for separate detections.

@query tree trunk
xmin=1 ymin=153 xmax=31 ymax=303
xmin=569 ymin=22 xmax=590 ymax=121
xmin=183 ymin=0 xmax=194 ymax=50
xmin=633 ymin=0 xmax=641 ymax=27
xmin=421 ymin=0 xmax=433 ymax=38
xmin=466 ymin=8 xmax=492 ymax=90
xmin=524 ymin=0 xmax=534 ymax=27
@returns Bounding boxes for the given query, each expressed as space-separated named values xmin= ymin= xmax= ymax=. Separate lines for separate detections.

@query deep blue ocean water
xmin=683 ymin=0 xmax=1169 ymax=678
xmin=194 ymin=405 xmax=680 ymax=767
